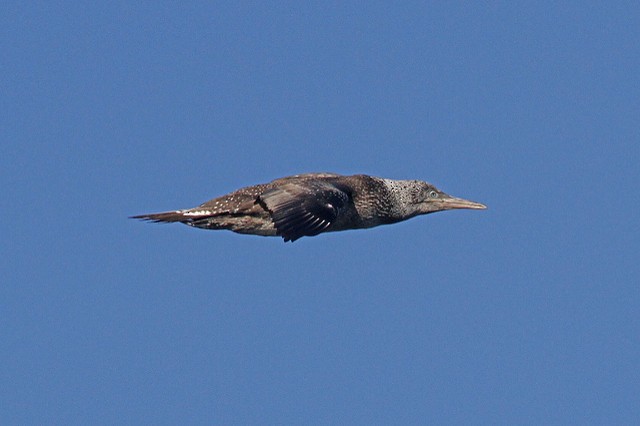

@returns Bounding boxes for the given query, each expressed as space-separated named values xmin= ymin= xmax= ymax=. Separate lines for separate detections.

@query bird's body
xmin=132 ymin=173 xmax=486 ymax=242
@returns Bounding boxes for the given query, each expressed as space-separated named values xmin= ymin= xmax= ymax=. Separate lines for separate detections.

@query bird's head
xmin=390 ymin=179 xmax=487 ymax=218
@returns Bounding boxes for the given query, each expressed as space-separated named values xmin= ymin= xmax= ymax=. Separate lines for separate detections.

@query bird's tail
xmin=129 ymin=210 xmax=189 ymax=223
xmin=130 ymin=209 xmax=214 ymax=223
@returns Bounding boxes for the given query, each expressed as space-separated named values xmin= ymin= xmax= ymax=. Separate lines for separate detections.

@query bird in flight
xmin=131 ymin=173 xmax=486 ymax=242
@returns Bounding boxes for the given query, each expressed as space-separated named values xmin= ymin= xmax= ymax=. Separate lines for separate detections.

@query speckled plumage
xmin=131 ymin=173 xmax=486 ymax=242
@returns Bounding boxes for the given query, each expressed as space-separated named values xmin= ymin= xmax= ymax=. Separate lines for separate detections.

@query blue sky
xmin=2 ymin=2 xmax=639 ymax=424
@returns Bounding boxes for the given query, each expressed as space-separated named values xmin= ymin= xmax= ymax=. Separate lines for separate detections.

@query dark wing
xmin=257 ymin=181 xmax=350 ymax=242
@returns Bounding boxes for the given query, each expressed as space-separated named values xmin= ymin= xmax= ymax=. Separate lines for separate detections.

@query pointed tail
xmin=130 ymin=210 xmax=193 ymax=223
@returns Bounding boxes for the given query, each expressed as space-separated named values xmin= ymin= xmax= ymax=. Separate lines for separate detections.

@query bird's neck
xmin=378 ymin=178 xmax=419 ymax=220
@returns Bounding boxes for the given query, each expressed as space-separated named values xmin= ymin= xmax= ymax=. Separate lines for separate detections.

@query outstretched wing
xmin=258 ymin=181 xmax=350 ymax=242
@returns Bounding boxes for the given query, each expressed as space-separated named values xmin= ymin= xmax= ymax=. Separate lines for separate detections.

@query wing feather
xmin=258 ymin=182 xmax=349 ymax=242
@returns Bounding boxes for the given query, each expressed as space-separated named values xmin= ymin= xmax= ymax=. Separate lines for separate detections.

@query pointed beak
xmin=440 ymin=195 xmax=487 ymax=210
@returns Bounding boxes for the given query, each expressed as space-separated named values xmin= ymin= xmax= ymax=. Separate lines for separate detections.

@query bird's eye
xmin=429 ymin=190 xmax=438 ymax=199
